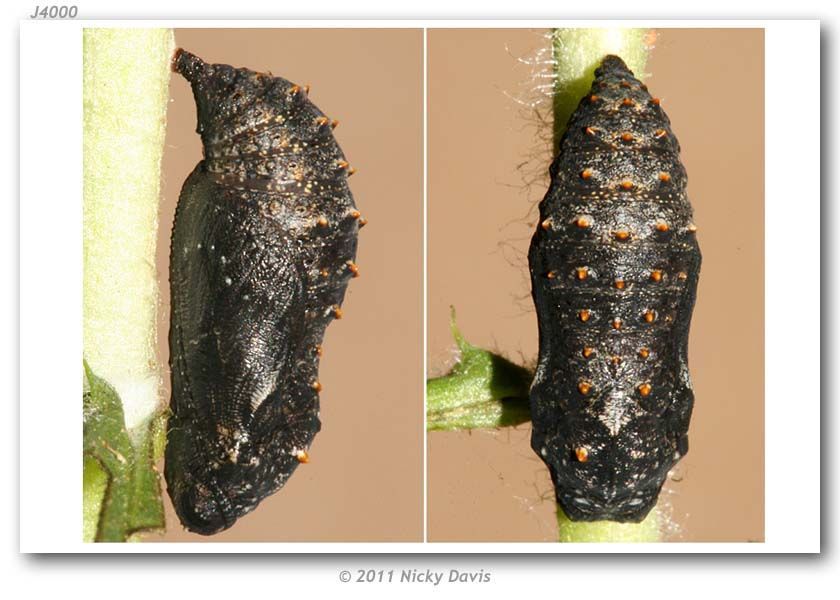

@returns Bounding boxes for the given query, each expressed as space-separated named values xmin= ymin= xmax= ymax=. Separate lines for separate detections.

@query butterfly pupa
xmin=528 ymin=55 xmax=701 ymax=522
xmin=165 ymin=49 xmax=361 ymax=535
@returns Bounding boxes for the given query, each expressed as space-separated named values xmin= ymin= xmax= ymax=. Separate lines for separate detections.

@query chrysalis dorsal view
xmin=528 ymin=55 xmax=701 ymax=523
xmin=165 ymin=49 xmax=362 ymax=535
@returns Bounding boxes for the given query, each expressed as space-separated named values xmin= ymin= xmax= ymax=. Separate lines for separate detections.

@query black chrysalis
xmin=165 ymin=49 xmax=362 ymax=535
xmin=528 ymin=55 xmax=701 ymax=522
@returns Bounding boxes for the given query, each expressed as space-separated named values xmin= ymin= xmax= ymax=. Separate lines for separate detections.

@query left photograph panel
xmin=82 ymin=28 xmax=424 ymax=542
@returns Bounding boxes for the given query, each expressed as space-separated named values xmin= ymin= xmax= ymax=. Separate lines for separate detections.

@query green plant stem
xmin=551 ymin=27 xmax=650 ymax=150
xmin=557 ymin=507 xmax=661 ymax=543
xmin=82 ymin=28 xmax=174 ymax=542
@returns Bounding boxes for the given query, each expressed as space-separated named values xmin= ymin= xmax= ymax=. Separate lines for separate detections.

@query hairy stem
xmin=82 ymin=28 xmax=175 ymax=541
xmin=551 ymin=27 xmax=651 ymax=150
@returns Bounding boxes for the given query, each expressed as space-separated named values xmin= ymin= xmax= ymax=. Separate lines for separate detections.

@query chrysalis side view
xmin=528 ymin=55 xmax=701 ymax=522
xmin=165 ymin=49 xmax=362 ymax=535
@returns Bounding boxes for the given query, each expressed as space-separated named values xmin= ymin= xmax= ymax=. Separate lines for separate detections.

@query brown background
xmin=427 ymin=29 xmax=765 ymax=542
xmin=151 ymin=29 xmax=424 ymax=542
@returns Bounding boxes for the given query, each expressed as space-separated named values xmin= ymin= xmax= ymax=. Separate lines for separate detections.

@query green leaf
xmin=82 ymin=456 xmax=108 ymax=543
xmin=83 ymin=362 xmax=164 ymax=542
xmin=426 ymin=308 xmax=532 ymax=431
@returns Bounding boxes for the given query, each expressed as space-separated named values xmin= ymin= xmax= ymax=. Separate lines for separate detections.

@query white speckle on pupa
xmin=249 ymin=370 xmax=279 ymax=413
xmin=224 ymin=277 xmax=232 ymax=286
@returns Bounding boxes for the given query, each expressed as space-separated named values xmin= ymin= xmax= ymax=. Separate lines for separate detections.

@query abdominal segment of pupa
xmin=528 ymin=55 xmax=701 ymax=523
xmin=165 ymin=49 xmax=361 ymax=535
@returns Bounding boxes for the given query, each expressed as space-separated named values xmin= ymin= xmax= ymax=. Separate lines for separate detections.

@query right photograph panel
xmin=427 ymin=28 xmax=765 ymax=543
